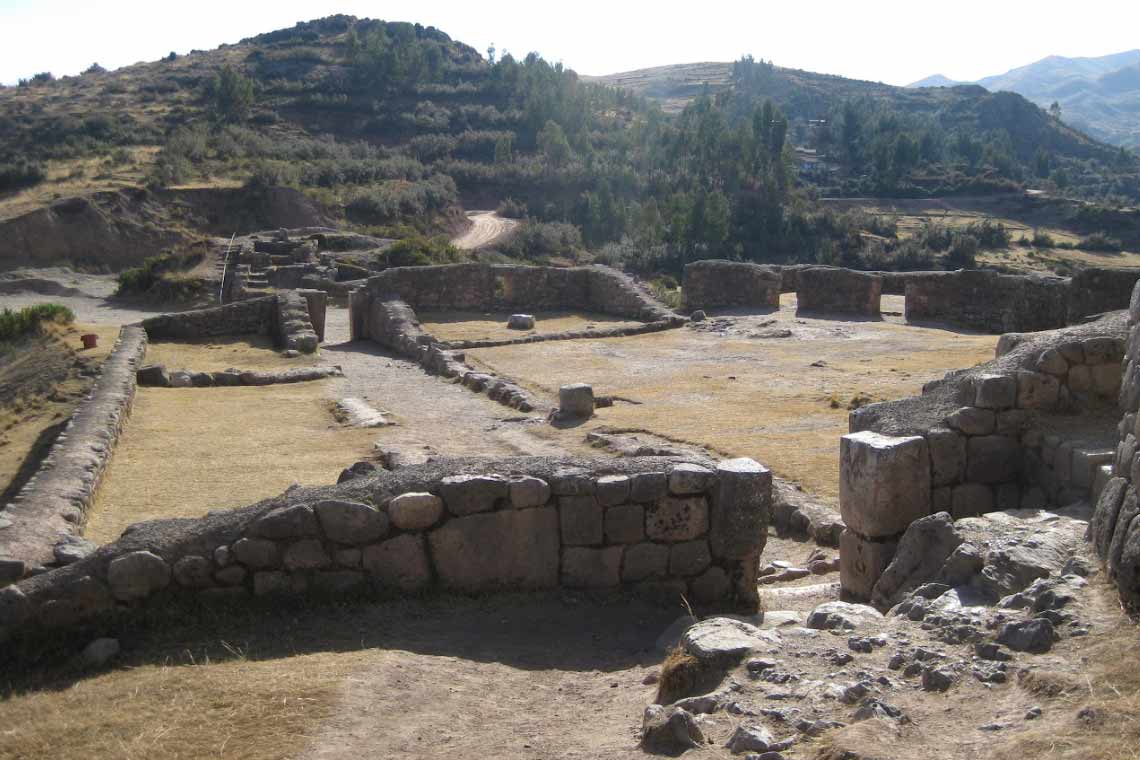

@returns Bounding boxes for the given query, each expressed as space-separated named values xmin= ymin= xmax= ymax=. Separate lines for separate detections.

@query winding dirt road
xmin=451 ymin=210 xmax=518 ymax=250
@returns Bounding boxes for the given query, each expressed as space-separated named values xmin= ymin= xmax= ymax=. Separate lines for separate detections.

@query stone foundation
xmin=0 ymin=456 xmax=772 ymax=642
xmin=141 ymin=291 xmax=324 ymax=354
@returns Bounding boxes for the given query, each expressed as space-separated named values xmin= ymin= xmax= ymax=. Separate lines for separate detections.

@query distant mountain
xmin=906 ymin=74 xmax=961 ymax=88
xmin=909 ymin=50 xmax=1140 ymax=149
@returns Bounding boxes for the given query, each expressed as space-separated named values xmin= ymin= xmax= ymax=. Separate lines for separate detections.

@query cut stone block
xmin=604 ymin=503 xmax=645 ymax=544
xmin=966 ymin=435 xmax=1020 ymax=484
xmin=507 ymin=314 xmax=535 ymax=330
xmin=560 ymin=495 xmax=603 ymax=545
xmin=428 ymin=508 xmax=559 ymax=592
xmin=646 ymin=496 xmax=709 ymax=542
xmin=1073 ymin=449 xmax=1114 ymax=490
xmin=709 ymin=458 xmax=771 ymax=559
xmin=926 ymin=428 xmax=966 ymax=487
xmin=951 ymin=483 xmax=993 ymax=519
xmin=559 ymin=383 xmax=595 ymax=418
xmin=945 ymin=407 xmax=995 ymax=436
xmin=839 ymin=431 xmax=931 ymax=539
xmin=973 ymin=374 xmax=1017 ymax=409
xmin=839 ymin=529 xmax=897 ymax=602
xmin=562 ymin=546 xmax=623 ymax=588
xmin=622 ymin=542 xmax=669 ymax=582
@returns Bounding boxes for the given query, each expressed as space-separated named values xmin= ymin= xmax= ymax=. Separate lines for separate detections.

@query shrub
xmin=945 ymin=234 xmax=979 ymax=269
xmin=1031 ymin=230 xmax=1056 ymax=248
xmin=206 ymin=65 xmax=255 ymax=123
xmin=0 ymin=303 xmax=74 ymax=342
xmin=1079 ymin=232 xmax=1123 ymax=253
xmin=962 ymin=219 xmax=1011 ymax=250
xmin=0 ymin=160 xmax=47 ymax=192
xmin=498 ymin=220 xmax=583 ymax=261
xmin=496 ymin=197 xmax=527 ymax=219
xmin=116 ymin=251 xmax=205 ymax=296
xmin=378 ymin=235 xmax=462 ymax=268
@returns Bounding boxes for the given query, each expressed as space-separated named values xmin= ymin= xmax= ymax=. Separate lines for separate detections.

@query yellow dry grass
xmin=0 ymin=148 xmax=160 ymax=222
xmin=417 ymin=310 xmax=644 ymax=343
xmin=469 ymin=298 xmax=995 ymax=502
xmin=144 ymin=335 xmax=319 ymax=372
xmin=0 ymin=649 xmax=359 ymax=760
xmin=83 ymin=338 xmax=368 ymax=542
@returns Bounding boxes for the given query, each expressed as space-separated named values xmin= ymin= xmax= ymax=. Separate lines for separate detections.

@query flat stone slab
xmin=681 ymin=617 xmax=780 ymax=661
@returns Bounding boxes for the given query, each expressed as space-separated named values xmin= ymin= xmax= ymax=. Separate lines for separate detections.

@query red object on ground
xmin=81 ymin=333 xmax=98 ymax=349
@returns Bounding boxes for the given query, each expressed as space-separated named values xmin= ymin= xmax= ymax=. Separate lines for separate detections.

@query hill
xmin=909 ymin=50 xmax=1140 ymax=149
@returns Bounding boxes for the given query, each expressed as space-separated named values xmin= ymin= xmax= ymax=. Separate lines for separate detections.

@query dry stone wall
xmin=904 ymin=270 xmax=1070 ymax=333
xmin=1069 ymin=266 xmax=1140 ymax=323
xmin=1090 ymin=282 xmax=1140 ymax=608
xmin=683 ymin=260 xmax=781 ymax=312
xmin=0 ymin=326 xmax=147 ymax=582
xmin=0 ymin=456 xmax=772 ymax=643
xmin=141 ymin=291 xmax=324 ymax=354
xmin=841 ymin=313 xmax=1130 ymax=601
xmin=796 ymin=267 xmax=882 ymax=316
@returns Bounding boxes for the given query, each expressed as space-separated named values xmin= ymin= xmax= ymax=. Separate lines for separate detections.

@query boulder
xmin=231 ymin=538 xmax=278 ymax=568
xmin=136 ymin=364 xmax=170 ymax=387
xmin=682 ymin=617 xmax=779 ymax=662
xmin=81 ymin=637 xmax=121 ymax=668
xmin=725 ymin=724 xmax=775 ymax=754
xmin=53 ymin=537 xmax=98 ymax=566
xmin=806 ymin=601 xmax=884 ymax=631
xmin=507 ymin=314 xmax=535 ymax=330
xmin=871 ymin=512 xmax=962 ymax=609
xmin=640 ymin=705 xmax=704 ymax=754
xmin=172 ymin=555 xmax=214 ymax=588
xmin=440 ymin=474 xmax=509 ymax=516
xmin=997 ymin=618 xmax=1056 ymax=653
xmin=248 ymin=504 xmax=318 ymax=540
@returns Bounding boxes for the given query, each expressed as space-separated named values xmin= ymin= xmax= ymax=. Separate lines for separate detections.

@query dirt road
xmin=451 ymin=211 xmax=518 ymax=250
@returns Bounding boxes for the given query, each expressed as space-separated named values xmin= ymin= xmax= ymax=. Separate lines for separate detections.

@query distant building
xmin=793 ymin=146 xmax=837 ymax=178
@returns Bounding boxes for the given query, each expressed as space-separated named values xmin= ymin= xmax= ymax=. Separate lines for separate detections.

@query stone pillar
xmin=297 ymin=289 xmax=328 ymax=342
xmin=839 ymin=431 xmax=931 ymax=600
xmin=349 ymin=288 xmax=369 ymax=342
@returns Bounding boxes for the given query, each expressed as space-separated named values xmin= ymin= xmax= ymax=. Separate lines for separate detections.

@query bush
xmin=1032 ymin=230 xmax=1056 ymax=248
xmin=945 ymin=234 xmax=979 ymax=269
xmin=496 ymin=197 xmax=527 ymax=218
xmin=498 ymin=220 xmax=583 ymax=261
xmin=1078 ymin=232 xmax=1123 ymax=253
xmin=0 ymin=303 xmax=74 ymax=342
xmin=116 ymin=251 xmax=205 ymax=296
xmin=378 ymin=235 xmax=462 ymax=268
xmin=0 ymin=160 xmax=47 ymax=192
xmin=962 ymin=219 xmax=1011 ymax=250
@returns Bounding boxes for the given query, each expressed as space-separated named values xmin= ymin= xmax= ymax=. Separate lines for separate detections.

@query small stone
xmin=1025 ymin=706 xmax=1042 ymax=720
xmin=682 ymin=617 xmax=778 ymax=661
xmin=507 ymin=314 xmax=535 ymax=330
xmin=922 ymin=666 xmax=956 ymax=692
xmin=172 ymin=555 xmax=214 ymax=588
xmin=53 ymin=538 xmax=98 ymax=566
xmin=558 ymin=383 xmax=595 ymax=418
xmin=690 ymin=310 xmax=707 ymax=322
xmin=640 ymin=705 xmax=704 ymax=753
xmin=725 ymin=724 xmax=774 ymax=754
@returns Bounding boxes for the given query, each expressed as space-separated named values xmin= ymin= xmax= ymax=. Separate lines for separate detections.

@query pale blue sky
xmin=2 ymin=0 xmax=1138 ymax=86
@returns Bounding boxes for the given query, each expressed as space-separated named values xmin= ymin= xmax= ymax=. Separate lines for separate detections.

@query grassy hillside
xmin=1 ymin=16 xmax=1138 ymax=279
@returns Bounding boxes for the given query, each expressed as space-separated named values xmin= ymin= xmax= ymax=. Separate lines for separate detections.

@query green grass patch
xmin=0 ymin=303 xmax=75 ymax=355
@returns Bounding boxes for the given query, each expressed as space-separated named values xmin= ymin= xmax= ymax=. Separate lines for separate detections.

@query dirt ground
xmin=451 ymin=211 xmax=518 ymax=250
xmin=468 ymin=294 xmax=996 ymax=503
xmin=419 ymin=310 xmax=644 ymax=343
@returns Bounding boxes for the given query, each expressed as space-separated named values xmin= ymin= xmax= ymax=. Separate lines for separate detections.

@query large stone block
xmin=508 ymin=476 xmax=551 ymax=508
xmin=839 ymin=529 xmax=897 ymax=602
xmin=839 ymin=432 xmax=931 ymax=539
xmin=283 ymin=539 xmax=332 ymax=571
xmin=630 ymin=472 xmax=668 ymax=502
xmin=388 ymin=492 xmax=444 ymax=530
xmin=796 ymin=267 xmax=882 ymax=316
xmin=561 ymin=546 xmax=623 ymax=588
xmin=926 ymin=428 xmax=966 ymax=487
xmin=560 ymin=495 xmax=603 ymax=545
xmin=595 ymin=475 xmax=631 ymax=506
xmin=362 ymin=534 xmax=432 ymax=592
xmin=709 ymin=458 xmax=771 ymax=559
xmin=248 ymin=504 xmax=319 ymax=540
xmin=440 ymin=475 xmax=509 ymax=516
xmin=622 ymin=542 xmax=669 ymax=582
xmin=1016 ymin=371 xmax=1060 ymax=410
xmin=669 ymin=540 xmax=712 ymax=576
xmin=604 ymin=503 xmax=645 ymax=544
xmin=559 ymin=383 xmax=595 ymax=418
xmin=646 ymin=496 xmax=710 ymax=542
xmin=668 ymin=463 xmax=715 ymax=494
xmin=232 ymin=537 xmax=278 ymax=568
xmin=107 ymin=551 xmax=171 ymax=601
xmin=966 ymin=435 xmax=1020 ymax=484
xmin=314 ymin=499 xmax=389 ymax=544
xmin=951 ymin=482 xmax=993 ymax=519
xmin=945 ymin=406 xmax=995 ymax=435
xmin=428 ymin=508 xmax=559 ymax=592
xmin=973 ymin=374 xmax=1017 ymax=410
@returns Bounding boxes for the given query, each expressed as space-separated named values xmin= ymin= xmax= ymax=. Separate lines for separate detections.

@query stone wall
xmin=682 ymin=260 xmax=781 ymax=312
xmin=904 ymin=270 xmax=1070 ymax=333
xmin=141 ymin=292 xmax=322 ymax=354
xmin=796 ymin=267 xmax=882 ymax=316
xmin=841 ymin=313 xmax=1130 ymax=602
xmin=1090 ymin=282 xmax=1140 ymax=608
xmin=362 ymin=263 xmax=679 ymax=324
xmin=1069 ymin=267 xmax=1140 ymax=323
xmin=0 ymin=456 xmax=772 ymax=642
xmin=0 ymin=326 xmax=148 ymax=582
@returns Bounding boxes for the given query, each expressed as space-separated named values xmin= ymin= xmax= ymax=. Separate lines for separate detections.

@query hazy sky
xmin=2 ymin=0 xmax=1138 ymax=86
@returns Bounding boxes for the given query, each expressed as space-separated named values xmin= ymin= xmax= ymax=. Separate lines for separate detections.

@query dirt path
xmin=451 ymin=211 xmax=518 ymax=250
xmin=318 ymin=306 xmax=577 ymax=460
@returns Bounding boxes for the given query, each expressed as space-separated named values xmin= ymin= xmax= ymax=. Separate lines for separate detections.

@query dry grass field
xmin=84 ymin=338 xmax=373 ymax=543
xmin=470 ymin=295 xmax=996 ymax=502
xmin=417 ymin=310 xmax=644 ymax=343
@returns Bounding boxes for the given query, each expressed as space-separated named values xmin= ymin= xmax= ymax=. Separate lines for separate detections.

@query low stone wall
xmin=682 ymin=260 xmax=781 ymax=312
xmin=137 ymin=364 xmax=342 ymax=388
xmin=904 ymin=270 xmax=1070 ymax=333
xmin=141 ymin=297 xmax=278 ymax=341
xmin=362 ymin=263 xmax=680 ymax=324
xmin=0 ymin=326 xmax=148 ymax=582
xmin=1090 ymin=283 xmax=1140 ymax=608
xmin=1069 ymin=266 xmax=1140 ymax=323
xmin=841 ymin=313 xmax=1130 ymax=601
xmin=141 ymin=292 xmax=322 ymax=354
xmin=796 ymin=267 xmax=882 ymax=316
xmin=0 ymin=456 xmax=771 ymax=642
